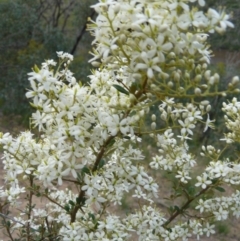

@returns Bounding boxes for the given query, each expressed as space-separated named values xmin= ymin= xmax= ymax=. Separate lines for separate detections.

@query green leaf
xmin=36 ymin=192 xmax=41 ymax=197
xmin=98 ymin=159 xmax=105 ymax=169
xmin=112 ymin=84 xmax=129 ymax=95
xmin=33 ymin=64 xmax=40 ymax=73
xmin=211 ymin=178 xmax=218 ymax=185
xmin=76 ymin=197 xmax=81 ymax=204
xmin=81 ymin=166 xmax=91 ymax=175
xmin=129 ymin=83 xmax=139 ymax=94
xmin=79 ymin=196 xmax=86 ymax=205
xmin=77 ymin=172 xmax=82 ymax=182
xmin=6 ymin=221 xmax=11 ymax=228
xmin=88 ymin=213 xmax=96 ymax=222
xmin=68 ymin=200 xmax=75 ymax=206
xmin=108 ymin=138 xmax=115 ymax=147
xmin=214 ymin=186 xmax=225 ymax=192
xmin=64 ymin=204 xmax=70 ymax=212
xmin=174 ymin=205 xmax=180 ymax=211
xmin=76 ymin=196 xmax=86 ymax=206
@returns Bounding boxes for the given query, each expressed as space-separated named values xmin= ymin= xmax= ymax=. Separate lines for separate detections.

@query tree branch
xmin=70 ymin=9 xmax=95 ymax=55
xmin=163 ymin=185 xmax=211 ymax=227
xmin=70 ymin=135 xmax=114 ymax=223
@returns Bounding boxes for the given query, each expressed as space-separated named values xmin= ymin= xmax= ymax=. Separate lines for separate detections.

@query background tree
xmin=0 ymin=0 xmax=96 ymax=117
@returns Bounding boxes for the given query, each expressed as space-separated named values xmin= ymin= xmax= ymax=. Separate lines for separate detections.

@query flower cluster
xmin=0 ymin=0 xmax=240 ymax=240
xmin=222 ymin=96 xmax=240 ymax=143
xmin=89 ymin=0 xmax=236 ymax=100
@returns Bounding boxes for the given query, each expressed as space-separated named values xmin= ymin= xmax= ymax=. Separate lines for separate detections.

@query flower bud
xmin=168 ymin=52 xmax=176 ymax=59
xmin=177 ymin=59 xmax=185 ymax=66
xmin=134 ymin=115 xmax=140 ymax=121
xmin=195 ymin=74 xmax=202 ymax=83
xmin=195 ymin=65 xmax=201 ymax=74
xmin=202 ymin=63 xmax=208 ymax=69
xmin=151 ymin=114 xmax=156 ymax=121
xmin=151 ymin=122 xmax=156 ymax=130
xmin=232 ymin=76 xmax=239 ymax=85
xmin=91 ymin=61 xmax=101 ymax=67
xmin=160 ymin=112 xmax=167 ymax=121
xmin=200 ymin=100 xmax=209 ymax=105
xmin=112 ymin=3 xmax=120 ymax=13
xmin=179 ymin=87 xmax=185 ymax=93
xmin=204 ymin=70 xmax=211 ymax=80
xmin=194 ymin=88 xmax=202 ymax=95
xmin=201 ymin=84 xmax=208 ymax=89
xmin=161 ymin=72 xmax=170 ymax=80
xmin=139 ymin=110 xmax=144 ymax=117
xmin=206 ymin=105 xmax=211 ymax=112
xmin=184 ymin=72 xmax=190 ymax=80
xmin=167 ymin=106 xmax=172 ymax=113
xmin=214 ymin=73 xmax=220 ymax=84
xmin=208 ymin=76 xmax=215 ymax=85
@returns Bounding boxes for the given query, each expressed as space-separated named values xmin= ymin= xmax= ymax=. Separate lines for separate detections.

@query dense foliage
xmin=0 ymin=0 xmax=240 ymax=240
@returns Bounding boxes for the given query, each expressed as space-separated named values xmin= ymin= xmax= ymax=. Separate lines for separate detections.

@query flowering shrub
xmin=0 ymin=0 xmax=240 ymax=240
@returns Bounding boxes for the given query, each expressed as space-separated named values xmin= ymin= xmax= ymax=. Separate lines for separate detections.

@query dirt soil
xmin=0 ymin=114 xmax=239 ymax=241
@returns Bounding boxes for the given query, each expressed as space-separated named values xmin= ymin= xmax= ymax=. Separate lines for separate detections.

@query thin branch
xmin=62 ymin=177 xmax=81 ymax=184
xmin=53 ymin=0 xmax=62 ymax=28
xmin=43 ymin=194 xmax=65 ymax=210
xmin=26 ymin=175 xmax=34 ymax=241
xmin=0 ymin=212 xmax=26 ymax=227
xmin=70 ymin=9 xmax=95 ymax=55
xmin=4 ymin=223 xmax=14 ymax=241
xmin=70 ymin=135 xmax=115 ymax=223
xmin=163 ymin=186 xmax=211 ymax=227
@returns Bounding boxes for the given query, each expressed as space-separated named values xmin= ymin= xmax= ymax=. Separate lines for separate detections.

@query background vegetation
xmin=0 ymin=0 xmax=97 ymax=117
xmin=206 ymin=0 xmax=240 ymax=50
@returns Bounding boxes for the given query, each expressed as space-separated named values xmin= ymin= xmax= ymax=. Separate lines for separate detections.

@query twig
xmin=163 ymin=186 xmax=211 ymax=227
xmin=70 ymin=9 xmax=95 ymax=55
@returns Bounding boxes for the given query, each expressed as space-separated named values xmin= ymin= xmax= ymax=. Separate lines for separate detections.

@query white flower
xmin=196 ymin=199 xmax=210 ymax=213
xmin=195 ymin=173 xmax=212 ymax=189
xmin=176 ymin=170 xmax=191 ymax=183
xmin=56 ymin=51 xmax=74 ymax=61
xmin=213 ymin=207 xmax=229 ymax=220
xmin=204 ymin=223 xmax=215 ymax=237
xmin=136 ymin=51 xmax=161 ymax=79
xmin=203 ymin=114 xmax=215 ymax=132
xmin=178 ymin=119 xmax=195 ymax=136
xmin=82 ymin=175 xmax=101 ymax=197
